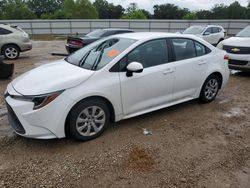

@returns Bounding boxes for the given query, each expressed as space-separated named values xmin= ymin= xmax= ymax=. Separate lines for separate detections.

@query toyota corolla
xmin=5 ymin=32 xmax=230 ymax=141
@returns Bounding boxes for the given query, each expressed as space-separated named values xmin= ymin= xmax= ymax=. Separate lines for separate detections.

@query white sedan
xmin=217 ymin=25 xmax=250 ymax=71
xmin=4 ymin=32 xmax=230 ymax=141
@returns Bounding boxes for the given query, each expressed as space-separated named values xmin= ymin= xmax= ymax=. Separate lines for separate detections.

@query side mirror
xmin=203 ymin=32 xmax=211 ymax=36
xmin=126 ymin=62 xmax=143 ymax=77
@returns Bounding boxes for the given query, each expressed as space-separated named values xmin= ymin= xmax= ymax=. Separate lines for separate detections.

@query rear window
xmin=171 ymin=38 xmax=211 ymax=61
xmin=172 ymin=38 xmax=196 ymax=61
xmin=0 ymin=27 xmax=12 ymax=35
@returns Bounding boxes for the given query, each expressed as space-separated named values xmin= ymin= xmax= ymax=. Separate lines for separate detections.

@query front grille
xmin=228 ymin=59 xmax=249 ymax=66
xmin=223 ymin=45 xmax=250 ymax=54
xmin=6 ymin=102 xmax=25 ymax=134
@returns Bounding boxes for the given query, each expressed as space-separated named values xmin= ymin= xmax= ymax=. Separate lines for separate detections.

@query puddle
xmin=223 ymin=107 xmax=244 ymax=118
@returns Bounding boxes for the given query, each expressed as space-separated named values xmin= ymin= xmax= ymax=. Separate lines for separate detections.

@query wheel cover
xmin=76 ymin=106 xmax=106 ymax=137
xmin=204 ymin=78 xmax=219 ymax=100
xmin=5 ymin=47 xmax=18 ymax=59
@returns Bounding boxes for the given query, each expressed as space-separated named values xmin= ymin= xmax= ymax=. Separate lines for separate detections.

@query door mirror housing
xmin=126 ymin=62 xmax=143 ymax=77
xmin=203 ymin=32 xmax=211 ymax=36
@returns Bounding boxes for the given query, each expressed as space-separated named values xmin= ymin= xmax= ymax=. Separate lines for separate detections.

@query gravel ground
xmin=0 ymin=41 xmax=250 ymax=188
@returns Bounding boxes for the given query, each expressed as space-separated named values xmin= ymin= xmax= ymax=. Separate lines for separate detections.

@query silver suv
xmin=0 ymin=24 xmax=32 ymax=59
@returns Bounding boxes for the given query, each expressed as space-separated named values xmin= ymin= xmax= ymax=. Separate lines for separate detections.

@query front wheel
xmin=67 ymin=99 xmax=110 ymax=141
xmin=199 ymin=75 xmax=220 ymax=103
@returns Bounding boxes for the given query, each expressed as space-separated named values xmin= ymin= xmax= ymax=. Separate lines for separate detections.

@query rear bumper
xmin=20 ymin=42 xmax=32 ymax=52
xmin=65 ymin=44 xmax=81 ymax=54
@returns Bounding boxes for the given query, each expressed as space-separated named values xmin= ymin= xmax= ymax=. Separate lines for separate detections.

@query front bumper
xmin=227 ymin=53 xmax=250 ymax=71
xmin=5 ymin=85 xmax=74 ymax=139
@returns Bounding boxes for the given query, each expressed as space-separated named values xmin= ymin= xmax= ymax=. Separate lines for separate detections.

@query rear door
xmin=170 ymin=38 xmax=209 ymax=101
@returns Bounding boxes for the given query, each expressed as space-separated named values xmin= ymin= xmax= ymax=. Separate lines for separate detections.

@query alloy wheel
xmin=76 ymin=106 xmax=106 ymax=137
xmin=204 ymin=78 xmax=219 ymax=100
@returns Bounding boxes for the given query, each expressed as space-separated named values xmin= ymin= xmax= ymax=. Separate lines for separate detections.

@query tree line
xmin=0 ymin=0 xmax=250 ymax=20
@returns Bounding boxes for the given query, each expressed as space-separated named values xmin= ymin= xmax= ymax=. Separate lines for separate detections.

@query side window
xmin=0 ymin=27 xmax=12 ymax=35
xmin=195 ymin=41 xmax=206 ymax=57
xmin=171 ymin=38 xmax=196 ymax=61
xmin=205 ymin=27 xmax=212 ymax=34
xmin=127 ymin=39 xmax=168 ymax=68
xmin=212 ymin=27 xmax=219 ymax=34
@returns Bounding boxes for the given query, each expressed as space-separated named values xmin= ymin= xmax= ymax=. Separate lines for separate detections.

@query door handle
xmin=198 ymin=60 xmax=207 ymax=65
xmin=163 ymin=68 xmax=174 ymax=75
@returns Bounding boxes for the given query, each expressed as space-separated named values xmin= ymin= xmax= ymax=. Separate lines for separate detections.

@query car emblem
xmin=231 ymin=48 xmax=240 ymax=52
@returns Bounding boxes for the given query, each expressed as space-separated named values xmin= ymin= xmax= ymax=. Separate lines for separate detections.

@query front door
xmin=119 ymin=39 xmax=175 ymax=116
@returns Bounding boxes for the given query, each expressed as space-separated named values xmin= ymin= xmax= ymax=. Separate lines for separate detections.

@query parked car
xmin=66 ymin=28 xmax=134 ymax=54
xmin=5 ymin=32 xmax=229 ymax=141
xmin=0 ymin=24 xmax=32 ymax=59
xmin=217 ymin=25 xmax=250 ymax=71
xmin=183 ymin=25 xmax=225 ymax=46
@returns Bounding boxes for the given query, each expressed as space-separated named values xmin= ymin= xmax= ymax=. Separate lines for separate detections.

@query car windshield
xmin=183 ymin=26 xmax=206 ymax=34
xmin=86 ymin=30 xmax=106 ymax=38
xmin=65 ymin=37 xmax=136 ymax=70
xmin=236 ymin=26 xmax=250 ymax=37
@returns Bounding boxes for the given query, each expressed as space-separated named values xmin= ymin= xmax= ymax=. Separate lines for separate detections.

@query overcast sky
xmin=96 ymin=0 xmax=249 ymax=13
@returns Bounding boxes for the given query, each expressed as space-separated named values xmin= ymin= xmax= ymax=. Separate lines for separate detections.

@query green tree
xmin=122 ymin=3 xmax=147 ymax=19
xmin=140 ymin=9 xmax=152 ymax=19
xmin=122 ymin=10 xmax=147 ymax=19
xmin=2 ymin=0 xmax=36 ymax=19
xmin=183 ymin=12 xmax=197 ymax=20
xmin=196 ymin=10 xmax=213 ymax=19
xmin=210 ymin=4 xmax=228 ymax=19
xmin=93 ymin=0 xmax=124 ymax=19
xmin=26 ymin=0 xmax=63 ymax=18
xmin=62 ymin=0 xmax=98 ymax=19
xmin=226 ymin=1 xmax=247 ymax=19
xmin=153 ymin=4 xmax=189 ymax=19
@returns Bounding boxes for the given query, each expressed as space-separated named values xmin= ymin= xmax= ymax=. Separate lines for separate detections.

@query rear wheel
xmin=67 ymin=99 xmax=110 ymax=141
xmin=199 ymin=74 xmax=220 ymax=103
xmin=3 ymin=45 xmax=20 ymax=59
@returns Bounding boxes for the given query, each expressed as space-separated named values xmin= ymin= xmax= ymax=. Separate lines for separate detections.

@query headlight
xmin=216 ymin=42 xmax=223 ymax=50
xmin=11 ymin=90 xmax=64 ymax=110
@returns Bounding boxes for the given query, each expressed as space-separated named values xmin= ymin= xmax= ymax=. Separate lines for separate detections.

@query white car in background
xmin=5 ymin=32 xmax=229 ymax=141
xmin=0 ymin=24 xmax=32 ymax=59
xmin=183 ymin=25 xmax=225 ymax=46
xmin=217 ymin=25 xmax=250 ymax=72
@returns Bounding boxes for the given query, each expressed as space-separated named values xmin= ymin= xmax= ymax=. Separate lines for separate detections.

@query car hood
xmin=12 ymin=60 xmax=95 ymax=96
xmin=222 ymin=37 xmax=250 ymax=47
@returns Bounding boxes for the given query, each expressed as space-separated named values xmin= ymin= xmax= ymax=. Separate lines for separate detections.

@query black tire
xmin=67 ymin=98 xmax=110 ymax=141
xmin=199 ymin=74 xmax=220 ymax=103
xmin=3 ymin=45 xmax=20 ymax=59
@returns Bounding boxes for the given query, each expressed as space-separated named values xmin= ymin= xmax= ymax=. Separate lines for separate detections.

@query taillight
xmin=224 ymin=54 xmax=229 ymax=60
xmin=67 ymin=39 xmax=83 ymax=47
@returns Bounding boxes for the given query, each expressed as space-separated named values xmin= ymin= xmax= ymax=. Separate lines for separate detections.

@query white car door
xmin=170 ymin=38 xmax=209 ymax=100
xmin=118 ymin=39 xmax=175 ymax=116
xmin=202 ymin=27 xmax=215 ymax=44
xmin=211 ymin=27 xmax=222 ymax=44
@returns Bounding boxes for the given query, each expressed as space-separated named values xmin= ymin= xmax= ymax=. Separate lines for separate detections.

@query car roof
xmin=114 ymin=32 xmax=197 ymax=40
xmin=189 ymin=25 xmax=223 ymax=28
xmin=102 ymin=28 xmax=133 ymax=32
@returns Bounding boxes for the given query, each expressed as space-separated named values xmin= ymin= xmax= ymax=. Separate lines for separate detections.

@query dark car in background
xmin=65 ymin=28 xmax=134 ymax=54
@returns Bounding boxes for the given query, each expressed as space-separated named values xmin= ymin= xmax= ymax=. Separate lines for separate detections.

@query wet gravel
xmin=0 ymin=41 xmax=250 ymax=188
